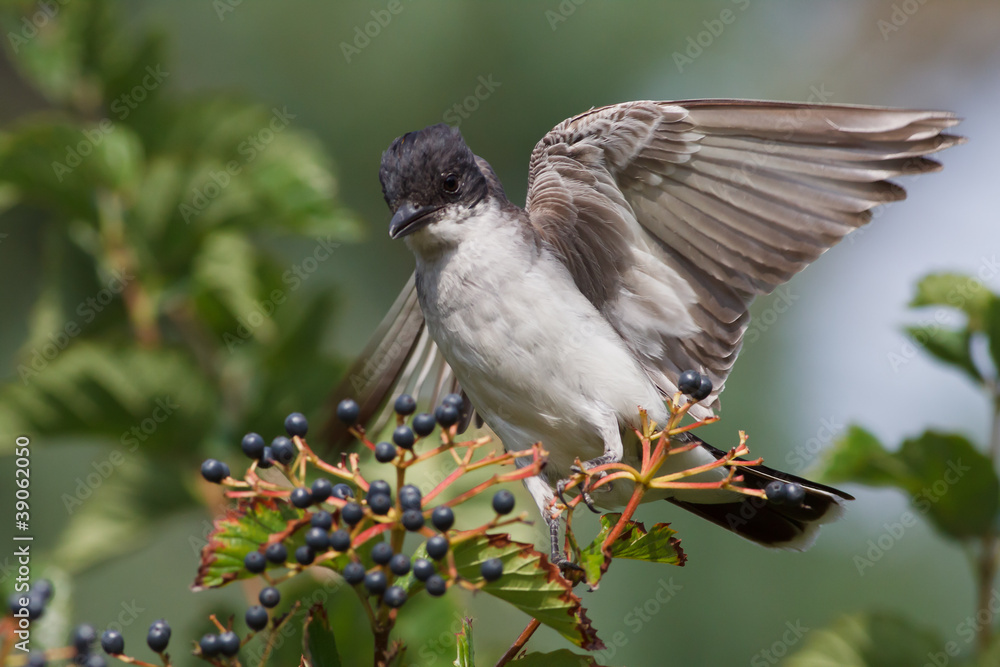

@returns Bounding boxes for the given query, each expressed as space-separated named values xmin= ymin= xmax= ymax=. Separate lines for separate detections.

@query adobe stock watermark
xmin=878 ymin=0 xmax=932 ymax=41
xmin=784 ymin=416 xmax=845 ymax=472
xmin=6 ymin=0 xmax=71 ymax=54
xmin=923 ymin=589 xmax=1000 ymax=667
xmin=61 ymin=397 xmax=179 ymax=514
xmin=17 ymin=268 xmax=135 ymax=384
xmin=179 ymin=106 xmax=296 ymax=224
xmin=222 ymin=235 xmax=340 ymax=351
xmin=750 ymin=620 xmax=810 ymax=666
xmin=50 ymin=65 xmax=169 ymax=183
xmin=545 ymin=0 xmax=587 ymax=31
xmin=340 ymin=0 xmax=409 ymax=64
xmin=442 ymin=75 xmax=501 ymax=127
xmin=854 ymin=458 xmax=971 ymax=575
xmin=672 ymin=0 xmax=752 ymax=73
xmin=593 ymin=578 xmax=682 ymax=663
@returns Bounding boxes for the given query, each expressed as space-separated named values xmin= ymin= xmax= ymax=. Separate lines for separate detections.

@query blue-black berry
xmin=364 ymin=570 xmax=387 ymax=595
xmin=390 ymin=553 xmax=411 ymax=576
xmin=311 ymin=478 xmax=333 ymax=502
xmin=394 ymin=394 xmax=417 ymax=416
xmin=290 ymin=487 xmax=313 ymax=508
xmin=146 ymin=621 xmax=170 ymax=653
xmin=284 ymin=412 xmax=308 ymax=437
xmin=101 ymin=630 xmax=124 ymax=655
xmin=270 ymin=437 xmax=296 ymax=465
xmin=435 ymin=404 xmax=459 ymax=427
xmin=31 ymin=580 xmax=53 ymax=603
xmin=375 ymin=441 xmax=397 ymax=463
xmin=305 ymin=527 xmax=329 ymax=551
xmin=27 ymin=653 xmax=46 ymax=667
xmin=480 ymin=558 xmax=503 ymax=582
xmin=199 ymin=634 xmax=220 ymax=657
xmin=259 ymin=587 xmax=280 ymax=608
xmin=257 ymin=446 xmax=275 ymax=469
xmin=342 ymin=502 xmax=364 ymax=526
xmin=369 ymin=493 xmax=392 ymax=516
xmin=412 ymin=413 xmax=436 ymax=437
xmin=431 ymin=506 xmax=454 ymax=531
xmin=241 ymin=432 xmax=266 ymax=459
xmin=368 ymin=480 xmax=392 ymax=497
xmin=328 ymin=530 xmax=351 ymax=553
xmin=265 ymin=542 xmax=288 ymax=564
xmin=492 ymin=490 xmax=515 ymax=515
xmin=691 ymin=375 xmax=713 ymax=401
xmin=295 ymin=546 xmax=315 ymax=565
xmin=310 ymin=510 xmax=333 ymax=530
xmin=765 ymin=481 xmax=787 ymax=504
xmin=413 ymin=558 xmax=435 ymax=582
xmin=392 ymin=425 xmax=415 ymax=449
xmin=245 ymin=605 xmax=269 ymax=632
xmin=73 ymin=624 xmax=96 ymax=653
xmin=336 ymin=398 xmax=360 ymax=424
xmin=677 ymin=370 xmax=700 ymax=395
xmin=425 ymin=574 xmax=447 ymax=596
xmin=244 ymin=551 xmax=266 ymax=573
xmin=218 ymin=631 xmax=240 ymax=657
xmin=384 ymin=586 xmax=407 ymax=608
xmin=399 ymin=485 xmax=422 ymax=511
xmin=442 ymin=393 xmax=463 ymax=409
xmin=331 ymin=483 xmax=354 ymax=500
xmin=402 ymin=510 xmax=424 ymax=531
xmin=371 ymin=542 xmax=393 ymax=565
xmin=785 ymin=483 xmax=806 ymax=507
xmin=426 ymin=536 xmax=449 ymax=560
xmin=201 ymin=459 xmax=230 ymax=483
xmin=342 ymin=562 xmax=366 ymax=585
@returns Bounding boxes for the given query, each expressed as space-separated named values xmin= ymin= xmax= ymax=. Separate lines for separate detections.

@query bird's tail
xmin=666 ymin=433 xmax=854 ymax=551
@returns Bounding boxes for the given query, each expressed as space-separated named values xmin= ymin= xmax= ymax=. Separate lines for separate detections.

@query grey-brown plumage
xmin=324 ymin=100 xmax=962 ymax=553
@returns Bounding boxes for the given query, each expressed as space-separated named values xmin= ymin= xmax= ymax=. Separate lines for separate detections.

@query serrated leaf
xmin=192 ymin=497 xmax=310 ymax=590
xmin=897 ymin=431 xmax=999 ymax=539
xmin=784 ymin=612 xmax=944 ymax=667
xmin=303 ymin=603 xmax=342 ymax=667
xmin=454 ymin=616 xmax=474 ymax=667
xmin=399 ymin=534 xmax=603 ymax=651
xmin=911 ymin=272 xmax=993 ymax=330
xmin=818 ymin=426 xmax=912 ymax=488
xmin=512 ymin=650 xmax=608 ymax=667
xmin=904 ymin=325 xmax=982 ymax=382
xmin=578 ymin=514 xmax=685 ymax=589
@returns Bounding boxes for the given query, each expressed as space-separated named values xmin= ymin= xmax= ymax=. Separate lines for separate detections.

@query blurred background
xmin=1 ymin=1 xmax=999 ymax=665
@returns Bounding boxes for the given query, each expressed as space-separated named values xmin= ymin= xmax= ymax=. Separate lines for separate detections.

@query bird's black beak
xmin=388 ymin=201 xmax=440 ymax=239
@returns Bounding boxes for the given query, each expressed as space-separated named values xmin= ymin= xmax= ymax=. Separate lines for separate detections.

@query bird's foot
xmin=556 ymin=476 xmax=600 ymax=514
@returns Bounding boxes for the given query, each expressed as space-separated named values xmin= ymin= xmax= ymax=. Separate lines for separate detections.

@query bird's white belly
xmin=416 ymin=239 xmax=668 ymax=487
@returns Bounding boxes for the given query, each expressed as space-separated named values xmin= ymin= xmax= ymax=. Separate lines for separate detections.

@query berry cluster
xmin=191 ymin=393 xmax=542 ymax=659
xmin=677 ymin=369 xmax=713 ymax=402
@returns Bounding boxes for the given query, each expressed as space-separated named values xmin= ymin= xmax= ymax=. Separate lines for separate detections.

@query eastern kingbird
xmin=330 ymin=100 xmax=962 ymax=563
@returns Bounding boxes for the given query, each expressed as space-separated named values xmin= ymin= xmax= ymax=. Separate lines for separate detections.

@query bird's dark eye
xmin=441 ymin=173 xmax=460 ymax=194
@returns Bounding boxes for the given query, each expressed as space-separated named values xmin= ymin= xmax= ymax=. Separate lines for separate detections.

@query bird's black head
xmin=379 ymin=124 xmax=491 ymax=240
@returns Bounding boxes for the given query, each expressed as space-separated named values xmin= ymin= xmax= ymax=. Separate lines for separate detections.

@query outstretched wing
xmin=525 ymin=99 xmax=962 ymax=412
xmin=322 ymin=273 xmax=476 ymax=450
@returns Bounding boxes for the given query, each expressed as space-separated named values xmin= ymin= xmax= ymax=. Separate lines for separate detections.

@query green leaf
xmin=784 ymin=611 xmax=944 ymax=667
xmin=303 ymin=603 xmax=343 ymax=667
xmin=904 ymin=325 xmax=982 ymax=383
xmin=988 ymin=296 xmax=1000 ymax=379
xmin=400 ymin=534 xmax=603 ymax=651
xmin=454 ymin=616 xmax=474 ymax=667
xmin=578 ymin=514 xmax=685 ymax=589
xmin=818 ymin=426 xmax=912 ymax=488
xmin=911 ymin=272 xmax=993 ymax=331
xmin=897 ymin=431 xmax=999 ymax=539
xmin=512 ymin=650 xmax=608 ymax=666
xmin=192 ymin=497 xmax=309 ymax=590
